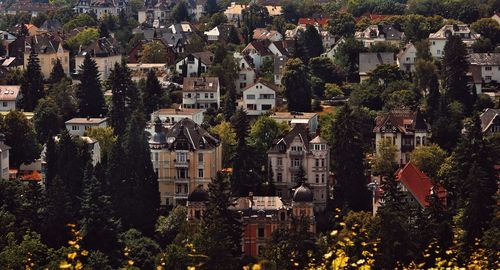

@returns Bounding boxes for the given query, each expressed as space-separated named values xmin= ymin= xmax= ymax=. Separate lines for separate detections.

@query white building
xmin=354 ymin=24 xmax=404 ymax=48
xmin=241 ymin=40 xmax=273 ymax=70
xmin=182 ymin=77 xmax=220 ymax=110
xmin=253 ymin=28 xmax=282 ymax=42
xmin=152 ymin=108 xmax=204 ymax=126
xmin=397 ymin=43 xmax=417 ymax=72
xmin=65 ymin=118 xmax=108 ymax=136
xmin=468 ymin=53 xmax=500 ymax=93
xmin=242 ymin=80 xmax=277 ymax=115
xmin=234 ymin=52 xmax=256 ymax=92
xmin=373 ymin=109 xmax=429 ymax=165
xmin=81 ymin=136 xmax=102 ymax=166
xmin=175 ymin=52 xmax=214 ymax=78
xmin=429 ymin=24 xmax=480 ymax=58
xmin=75 ymin=37 xmax=121 ymax=80
xmin=274 ymin=55 xmax=286 ymax=86
xmin=74 ymin=0 xmax=126 ymax=18
xmin=268 ymin=124 xmax=329 ymax=211
xmin=0 ymin=134 xmax=10 ymax=180
xmin=270 ymin=112 xmax=319 ymax=135
xmin=0 ymin=85 xmax=20 ymax=111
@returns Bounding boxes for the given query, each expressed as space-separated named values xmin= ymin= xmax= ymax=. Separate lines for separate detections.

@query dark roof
xmin=468 ymin=53 xmax=500 ymax=66
xmin=89 ymin=0 xmax=117 ymax=7
xmin=243 ymin=78 xmax=279 ymax=92
xmin=27 ymin=33 xmax=64 ymax=54
xmin=39 ymin=19 xmax=62 ymax=32
xmin=162 ymin=118 xmax=219 ymax=150
xmin=150 ymin=117 xmax=167 ymax=144
xmin=191 ymin=51 xmax=215 ymax=66
xmin=269 ymin=124 xmax=310 ymax=153
xmin=188 ymin=185 xmax=209 ymax=202
xmin=78 ymin=37 xmax=120 ymax=57
xmin=293 ymin=184 xmax=313 ymax=202
xmin=271 ymin=40 xmax=295 ymax=57
xmin=480 ymin=108 xmax=500 ymax=132
xmin=243 ymin=40 xmax=272 ymax=56
xmin=373 ymin=109 xmax=429 ymax=133
xmin=182 ymin=77 xmax=219 ymax=92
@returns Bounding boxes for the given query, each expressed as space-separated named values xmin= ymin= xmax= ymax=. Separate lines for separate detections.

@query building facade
xmin=0 ymin=85 xmax=20 ymax=111
xmin=429 ymin=24 xmax=480 ymax=58
xmin=242 ymin=80 xmax=277 ymax=115
xmin=65 ymin=118 xmax=108 ymax=136
xmin=75 ymin=37 xmax=121 ymax=80
xmin=0 ymin=133 xmax=10 ymax=180
xmin=182 ymin=77 xmax=220 ymax=109
xmin=24 ymin=34 xmax=70 ymax=79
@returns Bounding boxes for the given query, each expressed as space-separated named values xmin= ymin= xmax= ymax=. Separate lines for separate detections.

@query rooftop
xmin=396 ymin=162 xmax=446 ymax=208
xmin=270 ymin=112 xmax=317 ymax=120
xmin=183 ymin=77 xmax=219 ymax=92
xmin=468 ymin=53 xmax=500 ymax=66
xmin=0 ymin=85 xmax=20 ymax=101
xmin=156 ymin=108 xmax=203 ymax=116
xmin=65 ymin=118 xmax=108 ymax=125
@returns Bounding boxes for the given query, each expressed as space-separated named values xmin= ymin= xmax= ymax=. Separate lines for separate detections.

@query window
xmin=315 ymin=174 xmax=319 ymax=183
xmin=403 ymin=137 xmax=413 ymax=146
xmin=485 ymin=66 xmax=492 ymax=71
xmin=204 ymin=93 xmax=209 ymax=98
xmin=210 ymin=93 xmax=214 ymax=99
xmin=154 ymin=152 xmax=159 ymax=161
xmin=177 ymin=168 xmax=188 ymax=178
xmin=72 ymin=125 xmax=79 ymax=130
xmin=195 ymin=210 xmax=201 ymax=219
xmin=2 ymin=102 xmax=7 ymax=107
xmin=416 ymin=136 xmax=421 ymax=146
xmin=321 ymin=159 xmax=325 ymax=167
xmin=406 ymin=57 xmax=410 ymax=61
xmin=176 ymin=184 xmax=182 ymax=194
xmin=246 ymin=104 xmax=257 ymax=110
xmin=437 ymin=49 xmax=441 ymax=55
xmin=258 ymin=227 xmax=265 ymax=238
xmin=291 ymin=146 xmax=302 ymax=152
xmin=198 ymin=169 xmax=204 ymax=178
xmin=240 ymin=82 xmax=246 ymax=89
xmin=277 ymin=172 xmax=282 ymax=182
xmin=432 ymin=41 xmax=435 ymax=45
xmin=315 ymin=159 xmax=320 ymax=167
xmin=186 ymin=93 xmax=191 ymax=98
xmin=292 ymin=158 xmax=301 ymax=167
xmin=486 ymin=76 xmax=492 ymax=81
xmin=422 ymin=136 xmax=426 ymax=145
xmin=277 ymin=158 xmax=282 ymax=166
xmin=241 ymin=63 xmax=245 ymax=68
xmin=261 ymin=104 xmax=272 ymax=110
xmin=280 ymin=212 xmax=286 ymax=221
xmin=321 ymin=174 xmax=325 ymax=183
xmin=246 ymin=94 xmax=255 ymax=99
xmin=198 ymin=153 xmax=203 ymax=162
xmin=176 ymin=152 xmax=187 ymax=162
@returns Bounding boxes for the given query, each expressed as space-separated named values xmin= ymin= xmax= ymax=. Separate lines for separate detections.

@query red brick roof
xmin=297 ymin=18 xmax=329 ymax=26
xmin=396 ymin=162 xmax=446 ymax=208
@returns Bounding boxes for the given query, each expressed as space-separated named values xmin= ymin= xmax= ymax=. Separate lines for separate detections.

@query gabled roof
xmin=191 ymin=51 xmax=215 ymax=66
xmin=396 ymin=162 xmax=446 ymax=208
xmin=78 ymin=37 xmax=120 ymax=57
xmin=359 ymin=52 xmax=395 ymax=74
xmin=242 ymin=40 xmax=272 ymax=56
xmin=268 ymin=124 xmax=310 ymax=153
xmin=355 ymin=24 xmax=404 ymax=41
xmin=480 ymin=108 xmax=500 ymax=132
xmin=39 ymin=19 xmax=62 ymax=32
xmin=468 ymin=53 xmax=500 ymax=66
xmin=252 ymin=28 xmax=281 ymax=40
xmin=271 ymin=40 xmax=295 ymax=57
xmin=164 ymin=118 xmax=219 ymax=150
xmin=26 ymin=33 xmax=66 ymax=54
xmin=429 ymin=24 xmax=480 ymax=40
xmin=373 ymin=109 xmax=428 ymax=134
xmin=182 ymin=77 xmax=219 ymax=92
xmin=243 ymin=79 xmax=279 ymax=92
xmin=0 ymin=85 xmax=20 ymax=101
xmin=298 ymin=18 xmax=329 ymax=27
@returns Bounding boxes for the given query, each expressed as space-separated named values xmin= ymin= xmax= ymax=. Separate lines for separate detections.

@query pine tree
xmin=330 ymin=104 xmax=370 ymax=211
xmin=195 ymin=172 xmax=241 ymax=270
xmin=48 ymin=58 xmax=66 ymax=84
xmin=300 ymin=25 xmax=324 ymax=61
xmin=106 ymin=137 xmax=129 ymax=227
xmin=44 ymin=136 xmax=58 ymax=188
xmin=141 ymin=69 xmax=163 ymax=118
xmin=19 ymin=39 xmax=45 ymax=112
xmin=223 ymin=86 xmax=236 ymax=121
xmin=79 ymin=163 xmax=120 ymax=254
xmin=204 ymin=0 xmax=219 ymax=15
xmin=282 ymin=58 xmax=311 ymax=112
xmin=108 ymin=63 xmax=128 ymax=136
xmin=41 ymin=176 xmax=72 ymax=248
xmin=425 ymin=74 xmax=440 ymax=124
xmin=99 ymin=22 xmax=110 ymax=38
xmin=230 ymin=107 xmax=255 ymax=196
xmin=77 ymin=53 xmax=106 ymax=118
xmin=33 ymin=97 xmax=62 ymax=144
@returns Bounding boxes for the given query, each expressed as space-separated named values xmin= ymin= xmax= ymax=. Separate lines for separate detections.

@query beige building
xmin=24 ymin=34 xmax=70 ymax=79
xmin=75 ymin=37 xmax=121 ymax=80
xmin=268 ymin=124 xmax=329 ymax=211
xmin=149 ymin=117 xmax=222 ymax=206
xmin=0 ymin=133 xmax=10 ymax=180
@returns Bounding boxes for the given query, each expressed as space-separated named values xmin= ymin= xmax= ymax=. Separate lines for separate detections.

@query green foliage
xmin=1 ymin=111 xmax=40 ymax=168
xmin=140 ymin=40 xmax=168 ymax=63
xmin=372 ymin=139 xmax=398 ymax=177
xmin=410 ymin=144 xmax=448 ymax=180
xmin=48 ymin=79 xmax=77 ymax=121
xmin=77 ymin=53 xmax=106 ymax=118
xmin=119 ymin=229 xmax=160 ymax=269
xmin=309 ymin=57 xmax=345 ymax=85
xmin=471 ymin=18 xmax=500 ymax=45
xmin=19 ymin=41 xmax=45 ymax=112
xmin=334 ymin=37 xmax=366 ymax=82
xmin=0 ymin=231 xmax=51 ymax=269
xmin=282 ymin=58 xmax=312 ymax=112
xmin=141 ymin=70 xmax=168 ymax=117
xmin=209 ymin=121 xmax=236 ymax=168
xmin=48 ymin=58 xmax=67 ymax=84
xmin=84 ymin=126 xmax=116 ymax=161
xmin=443 ymin=35 xmax=472 ymax=112
xmin=33 ymin=97 xmax=62 ymax=144
xmin=171 ymin=1 xmax=189 ymax=23
xmin=66 ymin=28 xmax=99 ymax=52
xmin=324 ymin=83 xmax=343 ymax=99
xmin=328 ymin=11 xmax=355 ymax=37
xmin=63 ymin=13 xmax=97 ymax=32
xmin=155 ymin=206 xmax=188 ymax=247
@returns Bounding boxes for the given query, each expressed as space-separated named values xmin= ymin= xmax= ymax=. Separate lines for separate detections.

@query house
xmin=234 ymin=52 xmax=256 ymax=92
xmin=322 ymin=37 xmax=346 ymax=60
xmin=273 ymin=55 xmax=286 ymax=86
xmin=285 ymin=24 xmax=334 ymax=50
xmin=354 ymin=24 xmax=404 ymax=47
xmin=242 ymin=80 xmax=277 ymax=115
xmin=0 ymin=31 xmax=17 ymax=50
xmin=467 ymin=53 xmax=500 ymax=93
xmin=74 ymin=0 xmax=126 ymax=18
xmin=480 ymin=108 xmax=500 ymax=135
xmin=182 ymin=77 xmax=220 ymax=109
xmin=492 ymin=12 xmax=500 ymax=25
xmin=242 ymin=40 xmax=273 ymax=70
xmin=373 ymin=109 xmax=429 ymax=166
xmin=75 ymin=37 xmax=121 ymax=80
xmin=373 ymin=162 xmax=447 ymax=214
xmin=359 ymin=52 xmax=395 ymax=82
xmin=187 ymin=0 xmax=205 ymax=21
xmin=128 ymin=39 xmax=176 ymax=65
xmin=175 ymin=51 xmax=214 ymax=77
xmin=152 ymin=108 xmax=204 ymax=126
xmin=81 ymin=136 xmax=102 ymax=166
xmin=10 ymin=24 xmax=42 ymax=37
xmin=297 ymin=18 xmax=329 ymax=28
xmin=268 ymin=124 xmax=330 ymax=210
xmin=0 ymin=133 xmax=10 ymax=180
xmin=224 ymin=2 xmax=282 ymax=22
xmin=23 ymin=34 xmax=70 ymax=79
xmin=0 ymin=85 xmax=20 ymax=111
xmin=268 ymin=40 xmax=295 ymax=57
xmin=253 ymin=28 xmax=282 ymax=42
xmin=65 ymin=118 xmax=108 ymax=136
xmin=428 ymin=24 xmax=480 ymax=58
xmin=270 ymin=112 xmax=319 ymax=135
xmin=2 ymin=1 xmax=59 ymax=17
xmin=397 ymin=43 xmax=417 ymax=72
xmin=149 ymin=117 xmax=222 ymax=205
xmin=186 ymin=185 xmax=315 ymax=257
xmin=138 ymin=0 xmax=175 ymax=24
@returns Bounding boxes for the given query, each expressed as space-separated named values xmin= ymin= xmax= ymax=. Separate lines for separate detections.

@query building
xmin=273 ymin=55 xmax=286 ymax=86
xmin=480 ymin=108 xmax=500 ymax=135
xmin=252 ymin=28 xmax=283 ymax=42
xmin=268 ymin=124 xmax=329 ymax=210
xmin=242 ymin=80 xmax=277 ymax=115
xmin=75 ymin=37 xmax=121 ymax=80
xmin=0 ymin=133 xmax=10 ymax=180
xmin=358 ymin=52 xmax=395 ymax=82
xmin=186 ymin=183 xmax=315 ymax=257
xmin=175 ymin=52 xmax=214 ymax=78
xmin=428 ymin=24 xmax=480 ymax=58
xmin=285 ymin=25 xmax=334 ymax=50
xmin=128 ymin=39 xmax=176 ymax=65
xmin=373 ymin=109 xmax=429 ymax=166
xmin=270 ymin=112 xmax=319 ymax=135
xmin=468 ymin=53 xmax=500 ymax=93
xmin=81 ymin=136 xmax=102 ymax=166
xmin=65 ymin=118 xmax=108 ymax=136
xmin=297 ymin=18 xmax=329 ymax=28
xmin=149 ymin=118 xmax=222 ymax=205
xmin=492 ymin=12 xmax=500 ymax=25
xmin=322 ymin=37 xmax=346 ymax=61
xmin=74 ymin=0 xmax=126 ymax=18
xmin=23 ymin=34 xmax=70 ymax=79
xmin=152 ymin=108 xmax=204 ymax=126
xmin=234 ymin=53 xmax=256 ymax=92
xmin=182 ymin=77 xmax=220 ymax=109
xmin=224 ymin=2 xmax=282 ymax=22
xmin=397 ymin=43 xmax=417 ymax=72
xmin=241 ymin=40 xmax=273 ymax=70
xmin=355 ymin=24 xmax=404 ymax=47
xmin=0 ymin=85 xmax=20 ymax=111
xmin=2 ymin=1 xmax=59 ymax=17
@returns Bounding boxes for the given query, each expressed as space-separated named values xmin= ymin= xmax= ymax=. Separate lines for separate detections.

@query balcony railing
xmin=174 ymin=159 xmax=189 ymax=167
xmin=289 ymin=150 xmax=304 ymax=157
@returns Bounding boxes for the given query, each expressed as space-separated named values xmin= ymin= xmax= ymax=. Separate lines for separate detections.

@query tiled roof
xmin=191 ymin=51 xmax=215 ymax=66
xmin=271 ymin=40 xmax=295 ymax=56
xmin=355 ymin=24 xmax=404 ymax=40
xmin=164 ymin=118 xmax=219 ymax=150
xmin=468 ymin=53 xmax=500 ymax=66
xmin=78 ymin=37 xmax=120 ymax=57
xmin=26 ymin=33 xmax=65 ymax=54
xmin=242 ymin=40 xmax=273 ymax=56
xmin=252 ymin=28 xmax=281 ymax=40
xmin=242 ymin=79 xmax=279 ymax=92
xmin=359 ymin=52 xmax=395 ymax=74
xmin=373 ymin=109 xmax=428 ymax=133
xmin=269 ymin=123 xmax=311 ymax=153
xmin=182 ymin=77 xmax=219 ymax=92
xmin=429 ymin=24 xmax=480 ymax=40
xmin=480 ymin=108 xmax=500 ymax=132
xmin=396 ymin=162 xmax=446 ymax=208
xmin=298 ymin=18 xmax=329 ymax=26
xmin=65 ymin=118 xmax=108 ymax=124
xmin=0 ymin=85 xmax=20 ymax=101
xmin=157 ymin=108 xmax=203 ymax=116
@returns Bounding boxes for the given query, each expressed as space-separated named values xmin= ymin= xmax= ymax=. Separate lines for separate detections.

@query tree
xmin=99 ymin=22 xmax=110 ymax=38
xmin=0 ymin=232 xmax=50 ymax=268
xmin=194 ymin=172 xmax=242 ymax=270
xmin=140 ymin=41 xmax=168 ymax=63
xmin=298 ymin=25 xmax=324 ymax=61
xmin=141 ymin=69 xmax=164 ymax=117
xmin=79 ymin=163 xmax=119 ymax=254
xmin=65 ymin=28 xmax=100 ymax=52
xmin=0 ymin=36 xmax=6 ymax=57
xmin=242 ymin=5 xmax=271 ymax=43
xmin=330 ymin=104 xmax=371 ymax=211
xmin=19 ymin=39 xmax=45 ymax=112
xmin=209 ymin=121 xmax=236 ymax=168
xmin=334 ymin=37 xmax=365 ymax=82
xmin=410 ymin=144 xmax=447 ymax=180
xmin=119 ymin=229 xmax=160 ymax=269
xmin=63 ymin=13 xmax=97 ymax=32
xmin=204 ymin=0 xmax=219 ymax=16
xmin=33 ymin=97 xmax=62 ymax=144
xmin=76 ymin=53 xmax=106 ymax=118
xmin=403 ymin=14 xmax=431 ymax=42
xmin=84 ymin=126 xmax=116 ymax=161
xmin=223 ymin=86 xmax=236 ymax=121
xmin=442 ymin=35 xmax=472 ymax=111
xmin=48 ymin=79 xmax=77 ymax=121
xmin=372 ymin=139 xmax=399 ymax=177
xmin=2 ymin=111 xmax=40 ymax=168
xmin=155 ymin=206 xmax=188 ymax=246
xmin=470 ymin=18 xmax=500 ymax=45
xmin=171 ymin=1 xmax=189 ymax=23
xmin=328 ymin=11 xmax=355 ymax=37
xmin=282 ymin=58 xmax=311 ymax=112
xmin=308 ymin=57 xmax=345 ymax=85
xmin=48 ymin=58 xmax=66 ymax=84
xmin=108 ymin=63 xmax=129 ymax=136
xmin=41 ymin=176 xmax=73 ymax=247
xmin=230 ymin=107 xmax=256 ymax=195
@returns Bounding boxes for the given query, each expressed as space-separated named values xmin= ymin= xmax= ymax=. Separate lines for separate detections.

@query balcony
xmin=289 ymin=166 xmax=301 ymax=173
xmin=289 ymin=150 xmax=304 ymax=157
xmin=174 ymin=159 xmax=189 ymax=168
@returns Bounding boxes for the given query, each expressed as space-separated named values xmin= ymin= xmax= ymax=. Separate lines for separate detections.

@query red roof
xmin=297 ymin=18 xmax=329 ymax=26
xmin=396 ymin=162 xmax=447 ymax=207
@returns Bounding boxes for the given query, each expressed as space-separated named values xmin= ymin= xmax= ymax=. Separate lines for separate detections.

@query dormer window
xmin=291 ymin=146 xmax=302 ymax=152
xmin=313 ymin=144 xmax=325 ymax=151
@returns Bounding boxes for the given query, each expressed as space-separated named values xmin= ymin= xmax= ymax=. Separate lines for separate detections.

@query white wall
xmin=243 ymin=83 xmax=276 ymax=115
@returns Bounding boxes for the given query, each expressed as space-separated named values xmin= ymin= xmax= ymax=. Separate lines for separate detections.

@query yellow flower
xmin=81 ymin=250 xmax=89 ymax=256
xmin=59 ymin=261 xmax=71 ymax=269
xmin=75 ymin=261 xmax=83 ymax=270
xmin=324 ymin=251 xmax=333 ymax=259
xmin=330 ymin=230 xmax=338 ymax=237
xmin=252 ymin=264 xmax=262 ymax=270
xmin=356 ymin=259 xmax=366 ymax=265
xmin=68 ymin=240 xmax=76 ymax=246
xmin=128 ymin=260 xmax=134 ymax=266
xmin=187 ymin=267 xmax=196 ymax=270
xmin=67 ymin=252 xmax=77 ymax=260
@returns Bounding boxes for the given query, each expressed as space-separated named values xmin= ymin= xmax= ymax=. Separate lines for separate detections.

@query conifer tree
xmin=282 ymin=58 xmax=311 ymax=112
xmin=425 ymin=74 xmax=440 ymax=124
xmin=108 ymin=63 xmax=128 ymax=136
xmin=44 ymin=136 xmax=58 ymax=188
xmin=2 ymin=110 xmax=41 ymax=169
xmin=77 ymin=53 xmax=106 ymax=118
xmin=300 ymin=25 xmax=324 ymax=61
xmin=19 ymin=39 xmax=44 ymax=112
xmin=99 ymin=22 xmax=110 ymax=38
xmin=141 ymin=69 xmax=163 ymax=118
xmin=106 ymin=137 xmax=128 ymax=225
xmin=41 ymin=176 xmax=72 ymax=248
xmin=204 ymin=0 xmax=219 ymax=16
xmin=79 ymin=163 xmax=120 ymax=254
xmin=223 ymin=86 xmax=236 ymax=121
xmin=33 ymin=97 xmax=62 ymax=144
xmin=48 ymin=58 xmax=66 ymax=84
xmin=230 ymin=107 xmax=255 ymax=196
xmin=195 ymin=172 xmax=241 ymax=269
